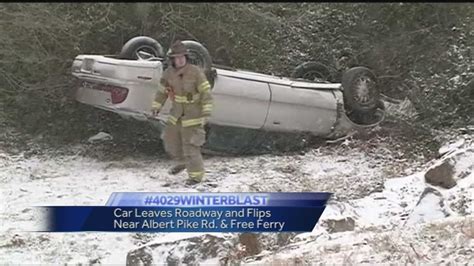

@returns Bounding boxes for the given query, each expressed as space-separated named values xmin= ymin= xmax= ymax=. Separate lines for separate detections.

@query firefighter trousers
xmin=161 ymin=120 xmax=206 ymax=181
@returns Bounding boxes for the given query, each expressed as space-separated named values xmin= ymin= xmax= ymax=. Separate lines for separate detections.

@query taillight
xmin=101 ymin=85 xmax=129 ymax=104
xmin=81 ymin=82 xmax=129 ymax=104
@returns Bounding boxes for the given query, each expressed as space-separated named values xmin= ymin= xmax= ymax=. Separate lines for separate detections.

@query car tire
xmin=291 ymin=62 xmax=332 ymax=82
xmin=181 ymin=40 xmax=214 ymax=85
xmin=118 ymin=36 xmax=164 ymax=60
xmin=181 ymin=40 xmax=212 ymax=71
xmin=342 ymin=67 xmax=380 ymax=113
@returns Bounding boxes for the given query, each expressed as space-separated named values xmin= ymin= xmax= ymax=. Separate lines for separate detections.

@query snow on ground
xmin=248 ymin=135 xmax=474 ymax=264
xmin=248 ymin=215 xmax=473 ymax=265
xmin=0 ymin=135 xmax=472 ymax=264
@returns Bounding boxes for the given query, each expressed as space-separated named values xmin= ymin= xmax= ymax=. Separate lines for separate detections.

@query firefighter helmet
xmin=167 ymin=40 xmax=188 ymax=58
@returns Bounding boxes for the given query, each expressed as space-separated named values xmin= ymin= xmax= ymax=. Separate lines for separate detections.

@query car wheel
xmin=342 ymin=67 xmax=380 ymax=113
xmin=181 ymin=40 xmax=212 ymax=70
xmin=291 ymin=62 xmax=332 ymax=82
xmin=181 ymin=40 xmax=214 ymax=85
xmin=118 ymin=36 xmax=164 ymax=60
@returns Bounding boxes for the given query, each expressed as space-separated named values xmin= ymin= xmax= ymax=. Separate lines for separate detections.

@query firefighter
xmin=151 ymin=40 xmax=213 ymax=185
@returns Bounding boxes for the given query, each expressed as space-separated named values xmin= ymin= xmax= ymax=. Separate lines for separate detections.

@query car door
xmin=263 ymin=83 xmax=339 ymax=136
xmin=208 ymin=69 xmax=271 ymax=129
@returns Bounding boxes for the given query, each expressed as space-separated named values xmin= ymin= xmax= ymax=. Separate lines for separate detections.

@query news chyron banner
xmin=38 ymin=192 xmax=331 ymax=233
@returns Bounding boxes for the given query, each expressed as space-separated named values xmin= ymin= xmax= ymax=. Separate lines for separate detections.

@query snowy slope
xmin=0 ymin=135 xmax=472 ymax=264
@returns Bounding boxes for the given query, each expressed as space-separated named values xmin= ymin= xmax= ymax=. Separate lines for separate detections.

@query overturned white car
xmin=71 ymin=36 xmax=385 ymax=149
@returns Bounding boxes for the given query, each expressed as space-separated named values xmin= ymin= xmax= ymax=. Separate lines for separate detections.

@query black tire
xmin=181 ymin=40 xmax=214 ymax=84
xmin=291 ymin=62 xmax=332 ymax=82
xmin=118 ymin=36 xmax=164 ymax=60
xmin=181 ymin=40 xmax=212 ymax=72
xmin=342 ymin=67 xmax=380 ymax=112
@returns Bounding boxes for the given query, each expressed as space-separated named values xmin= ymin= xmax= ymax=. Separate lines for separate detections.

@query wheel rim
xmin=353 ymin=75 xmax=376 ymax=105
xmin=134 ymin=45 xmax=159 ymax=60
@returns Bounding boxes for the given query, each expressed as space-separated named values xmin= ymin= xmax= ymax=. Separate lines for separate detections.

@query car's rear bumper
xmin=77 ymin=99 xmax=167 ymax=130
